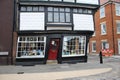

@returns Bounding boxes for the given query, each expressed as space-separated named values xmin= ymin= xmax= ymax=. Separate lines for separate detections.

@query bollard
xmin=99 ymin=51 xmax=103 ymax=64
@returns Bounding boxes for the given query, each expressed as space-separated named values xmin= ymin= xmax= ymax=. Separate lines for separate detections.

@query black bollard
xmin=99 ymin=51 xmax=103 ymax=64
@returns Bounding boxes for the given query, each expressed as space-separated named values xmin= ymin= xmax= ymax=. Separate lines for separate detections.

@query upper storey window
xmin=100 ymin=7 xmax=105 ymax=18
xmin=47 ymin=7 xmax=71 ymax=23
xmin=116 ymin=4 xmax=120 ymax=16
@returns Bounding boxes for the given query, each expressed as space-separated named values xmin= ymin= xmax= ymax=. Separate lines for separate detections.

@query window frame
xmin=115 ymin=3 xmax=120 ymax=16
xmin=101 ymin=40 xmax=108 ymax=49
xmin=116 ymin=21 xmax=120 ymax=34
xmin=62 ymin=36 xmax=86 ymax=57
xmin=91 ymin=41 xmax=96 ymax=52
xmin=101 ymin=22 xmax=107 ymax=35
xmin=16 ymin=36 xmax=46 ymax=58
xmin=47 ymin=7 xmax=71 ymax=23
xmin=100 ymin=7 xmax=105 ymax=18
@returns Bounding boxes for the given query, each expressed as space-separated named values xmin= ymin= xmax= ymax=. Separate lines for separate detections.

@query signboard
xmin=20 ymin=12 xmax=45 ymax=30
xmin=73 ymin=14 xmax=94 ymax=31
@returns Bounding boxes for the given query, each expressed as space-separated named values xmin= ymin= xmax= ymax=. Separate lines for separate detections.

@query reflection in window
xmin=62 ymin=36 xmax=86 ymax=57
xmin=17 ymin=36 xmax=46 ymax=58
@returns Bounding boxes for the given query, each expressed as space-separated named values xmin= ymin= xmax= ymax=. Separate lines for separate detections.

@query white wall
xmin=20 ymin=12 xmax=45 ymax=30
xmin=73 ymin=14 xmax=94 ymax=31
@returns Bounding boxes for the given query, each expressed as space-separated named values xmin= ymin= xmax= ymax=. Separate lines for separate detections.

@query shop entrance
xmin=48 ymin=39 xmax=60 ymax=60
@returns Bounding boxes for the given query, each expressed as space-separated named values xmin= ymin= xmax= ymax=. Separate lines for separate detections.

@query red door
xmin=48 ymin=39 xmax=60 ymax=60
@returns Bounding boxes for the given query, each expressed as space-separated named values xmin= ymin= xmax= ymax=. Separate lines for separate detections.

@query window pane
xmin=62 ymin=36 xmax=86 ymax=57
xmin=101 ymin=23 xmax=106 ymax=35
xmin=17 ymin=36 xmax=46 ymax=58
xmin=27 ymin=6 xmax=32 ymax=11
xmin=65 ymin=8 xmax=70 ymax=12
xmin=54 ymin=8 xmax=59 ymax=11
xmin=60 ymin=13 xmax=65 ymax=22
xmin=117 ymin=22 xmax=120 ymax=33
xmin=48 ymin=7 xmax=53 ymax=11
xmin=66 ymin=13 xmax=70 ymax=22
xmin=73 ymin=9 xmax=78 ymax=13
xmin=39 ymin=6 xmax=44 ymax=11
xmin=21 ymin=7 xmax=26 ymax=11
xmin=100 ymin=7 xmax=105 ymax=18
xmin=48 ymin=12 xmax=53 ymax=22
xmin=78 ymin=9 xmax=82 ymax=13
xmin=33 ymin=7 xmax=39 ymax=11
xmin=60 ymin=8 xmax=64 ymax=12
xmin=54 ymin=12 xmax=59 ymax=22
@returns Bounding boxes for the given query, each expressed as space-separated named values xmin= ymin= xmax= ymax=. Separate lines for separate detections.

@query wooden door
xmin=48 ymin=39 xmax=60 ymax=60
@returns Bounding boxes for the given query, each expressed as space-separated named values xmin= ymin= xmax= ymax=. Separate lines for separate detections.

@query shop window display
xmin=17 ymin=36 xmax=46 ymax=58
xmin=62 ymin=36 xmax=86 ymax=57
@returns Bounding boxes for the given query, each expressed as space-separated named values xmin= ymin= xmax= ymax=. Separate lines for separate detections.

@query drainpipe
xmin=110 ymin=1 xmax=115 ymax=55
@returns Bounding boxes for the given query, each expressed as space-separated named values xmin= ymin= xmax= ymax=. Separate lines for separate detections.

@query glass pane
xmin=21 ymin=7 xmax=26 ymax=11
xmin=65 ymin=8 xmax=70 ymax=12
xmin=60 ymin=8 xmax=64 ymax=12
xmin=60 ymin=13 xmax=65 ymax=22
xmin=39 ymin=6 xmax=44 ymax=11
xmin=83 ymin=9 xmax=88 ymax=13
xmin=54 ymin=8 xmax=59 ymax=11
xmin=78 ymin=9 xmax=82 ymax=13
xmin=54 ymin=12 xmax=59 ymax=22
xmin=27 ymin=6 xmax=32 ymax=11
xmin=48 ymin=12 xmax=53 ymax=22
xmin=66 ymin=13 xmax=70 ymax=22
xmin=62 ymin=36 xmax=86 ymax=57
xmin=33 ymin=7 xmax=38 ymax=11
xmin=48 ymin=7 xmax=53 ymax=11
xmin=73 ymin=9 xmax=78 ymax=13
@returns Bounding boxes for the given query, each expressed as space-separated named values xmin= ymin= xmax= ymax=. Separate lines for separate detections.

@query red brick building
xmin=89 ymin=0 xmax=120 ymax=55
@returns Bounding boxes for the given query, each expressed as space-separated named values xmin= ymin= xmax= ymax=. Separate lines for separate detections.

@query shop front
xmin=15 ymin=32 xmax=90 ymax=64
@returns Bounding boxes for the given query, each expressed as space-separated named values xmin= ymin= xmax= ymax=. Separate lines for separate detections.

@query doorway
xmin=48 ymin=39 xmax=60 ymax=60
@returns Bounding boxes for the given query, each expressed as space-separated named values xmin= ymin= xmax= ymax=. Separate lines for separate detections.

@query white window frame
xmin=101 ymin=40 xmax=108 ymax=49
xmin=100 ymin=7 xmax=105 ymax=18
xmin=16 ymin=36 xmax=46 ymax=58
xmin=115 ymin=3 xmax=120 ymax=16
xmin=92 ymin=41 xmax=96 ymax=52
xmin=62 ymin=36 xmax=86 ymax=57
xmin=116 ymin=20 xmax=120 ymax=34
xmin=101 ymin=22 xmax=107 ymax=35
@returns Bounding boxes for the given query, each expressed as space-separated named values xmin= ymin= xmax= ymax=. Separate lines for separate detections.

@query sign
xmin=0 ymin=52 xmax=9 ymax=55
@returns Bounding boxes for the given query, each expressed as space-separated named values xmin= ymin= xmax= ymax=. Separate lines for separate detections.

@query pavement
xmin=0 ymin=54 xmax=120 ymax=80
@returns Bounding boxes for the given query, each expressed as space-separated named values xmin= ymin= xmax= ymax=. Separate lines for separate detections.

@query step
xmin=46 ymin=60 xmax=58 ymax=64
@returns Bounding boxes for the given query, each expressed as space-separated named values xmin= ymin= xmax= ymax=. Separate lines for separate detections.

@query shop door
xmin=48 ymin=39 xmax=60 ymax=60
